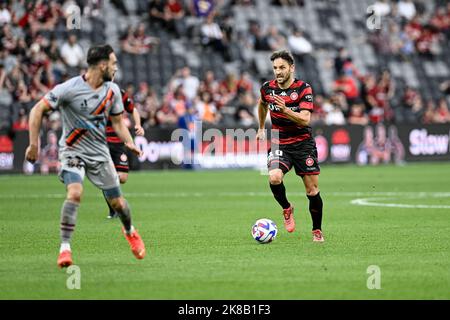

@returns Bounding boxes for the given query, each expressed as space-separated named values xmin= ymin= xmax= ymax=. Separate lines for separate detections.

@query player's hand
xmin=273 ymin=95 xmax=287 ymax=113
xmin=135 ymin=125 xmax=144 ymax=136
xmin=256 ymin=129 xmax=266 ymax=141
xmin=25 ymin=144 xmax=39 ymax=163
xmin=125 ymin=142 xmax=143 ymax=157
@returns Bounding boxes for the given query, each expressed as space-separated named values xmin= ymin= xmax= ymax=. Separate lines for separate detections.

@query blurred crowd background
xmin=1 ymin=0 xmax=450 ymax=138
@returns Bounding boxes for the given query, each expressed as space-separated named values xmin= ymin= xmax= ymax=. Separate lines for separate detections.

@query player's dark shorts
xmin=267 ymin=138 xmax=320 ymax=176
xmin=108 ymin=142 xmax=129 ymax=173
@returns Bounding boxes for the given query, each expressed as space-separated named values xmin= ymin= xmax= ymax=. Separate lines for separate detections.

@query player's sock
xmin=269 ymin=182 xmax=291 ymax=209
xmin=307 ymin=192 xmax=323 ymax=230
xmin=60 ymin=242 xmax=71 ymax=253
xmin=103 ymin=191 xmax=116 ymax=216
xmin=115 ymin=200 xmax=133 ymax=233
xmin=60 ymin=200 xmax=79 ymax=248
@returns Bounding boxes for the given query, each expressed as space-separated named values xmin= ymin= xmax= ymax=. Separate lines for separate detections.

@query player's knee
xmin=67 ymin=188 xmax=83 ymax=203
xmin=306 ymin=186 xmax=319 ymax=196
xmin=119 ymin=173 xmax=128 ymax=184
xmin=109 ymin=197 xmax=126 ymax=211
xmin=269 ymin=172 xmax=283 ymax=185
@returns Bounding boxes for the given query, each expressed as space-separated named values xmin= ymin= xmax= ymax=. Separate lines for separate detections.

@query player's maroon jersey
xmin=106 ymin=89 xmax=135 ymax=144
xmin=260 ymin=79 xmax=314 ymax=145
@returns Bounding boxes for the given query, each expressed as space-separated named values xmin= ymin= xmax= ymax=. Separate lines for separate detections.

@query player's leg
xmin=105 ymin=144 xmax=129 ymax=219
xmin=90 ymin=160 xmax=145 ymax=259
xmin=267 ymin=148 xmax=295 ymax=232
xmin=105 ymin=191 xmax=146 ymax=259
xmin=57 ymin=170 xmax=84 ymax=268
xmin=302 ymin=174 xmax=324 ymax=242
xmin=292 ymin=139 xmax=323 ymax=241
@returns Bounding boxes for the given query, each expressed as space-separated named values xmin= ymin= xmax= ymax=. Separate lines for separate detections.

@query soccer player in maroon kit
xmin=104 ymin=89 xmax=145 ymax=218
xmin=256 ymin=50 xmax=324 ymax=242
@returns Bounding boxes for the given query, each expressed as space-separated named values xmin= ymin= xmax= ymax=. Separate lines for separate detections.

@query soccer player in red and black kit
xmin=104 ymin=89 xmax=144 ymax=218
xmin=256 ymin=50 xmax=324 ymax=242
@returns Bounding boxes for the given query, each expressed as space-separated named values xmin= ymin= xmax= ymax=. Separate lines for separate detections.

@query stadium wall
xmin=1 ymin=124 xmax=449 ymax=174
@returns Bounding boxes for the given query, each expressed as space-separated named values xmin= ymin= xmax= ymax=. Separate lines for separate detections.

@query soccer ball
xmin=251 ymin=218 xmax=278 ymax=244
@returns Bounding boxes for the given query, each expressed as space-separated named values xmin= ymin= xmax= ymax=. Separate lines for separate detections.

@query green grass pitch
xmin=0 ymin=163 xmax=449 ymax=299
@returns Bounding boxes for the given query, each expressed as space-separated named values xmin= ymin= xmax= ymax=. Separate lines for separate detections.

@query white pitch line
xmin=350 ymin=197 xmax=450 ymax=209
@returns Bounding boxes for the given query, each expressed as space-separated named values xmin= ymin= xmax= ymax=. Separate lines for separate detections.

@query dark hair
xmin=87 ymin=44 xmax=114 ymax=66
xmin=270 ymin=50 xmax=295 ymax=65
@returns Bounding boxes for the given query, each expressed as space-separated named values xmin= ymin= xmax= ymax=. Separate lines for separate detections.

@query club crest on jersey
xmin=306 ymin=157 xmax=314 ymax=166
xmin=290 ymin=92 xmax=299 ymax=101
xmin=120 ymin=153 xmax=128 ymax=162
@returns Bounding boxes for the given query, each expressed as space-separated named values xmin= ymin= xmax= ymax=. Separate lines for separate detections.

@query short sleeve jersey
xmin=43 ymin=75 xmax=124 ymax=161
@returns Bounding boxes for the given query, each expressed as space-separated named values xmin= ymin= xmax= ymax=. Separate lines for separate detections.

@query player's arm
xmin=25 ymin=100 xmax=52 ymax=163
xmin=274 ymin=94 xmax=311 ymax=126
xmin=110 ymin=114 xmax=143 ymax=157
xmin=257 ymin=98 xmax=268 ymax=140
xmin=132 ymin=108 xmax=144 ymax=136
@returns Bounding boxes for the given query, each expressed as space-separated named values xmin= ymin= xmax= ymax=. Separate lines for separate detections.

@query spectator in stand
xmin=434 ymin=98 xmax=450 ymax=123
xmin=287 ymin=28 xmax=313 ymax=63
xmin=12 ymin=107 xmax=28 ymax=131
xmin=234 ymin=91 xmax=256 ymax=127
xmin=348 ymin=103 xmax=369 ymax=126
xmin=190 ymin=0 xmax=215 ymax=19
xmin=421 ymin=99 xmax=436 ymax=124
xmin=156 ymin=103 xmax=179 ymax=127
xmin=199 ymin=70 xmax=220 ymax=97
xmin=397 ymin=0 xmax=416 ymax=21
xmin=310 ymin=94 xmax=326 ymax=125
xmin=266 ymin=26 xmax=286 ymax=51
xmin=324 ymin=102 xmax=346 ymax=126
xmin=170 ymin=67 xmax=200 ymax=103
xmin=334 ymin=47 xmax=351 ymax=76
xmin=0 ymin=2 xmax=11 ymax=26
xmin=333 ymin=72 xmax=359 ymax=106
xmin=217 ymin=72 xmax=238 ymax=109
xmin=236 ymin=71 xmax=253 ymax=94
xmin=164 ymin=0 xmax=186 ymax=37
xmin=60 ymin=33 xmax=84 ymax=71
xmin=430 ymin=6 xmax=450 ymax=37
xmin=247 ymin=20 xmax=270 ymax=51
xmin=40 ymin=130 xmax=60 ymax=174
xmin=200 ymin=13 xmax=230 ymax=60
xmin=195 ymin=91 xmax=219 ymax=124
xmin=148 ymin=0 xmax=166 ymax=27
xmin=416 ymin=25 xmax=440 ymax=58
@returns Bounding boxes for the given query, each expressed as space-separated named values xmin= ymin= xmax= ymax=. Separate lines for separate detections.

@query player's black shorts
xmin=108 ymin=142 xmax=129 ymax=173
xmin=267 ymin=138 xmax=320 ymax=176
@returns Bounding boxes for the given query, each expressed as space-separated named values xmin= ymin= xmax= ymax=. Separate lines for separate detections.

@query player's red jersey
xmin=260 ymin=79 xmax=314 ymax=145
xmin=106 ymin=89 xmax=135 ymax=144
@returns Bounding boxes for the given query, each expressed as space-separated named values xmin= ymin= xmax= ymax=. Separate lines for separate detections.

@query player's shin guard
xmin=60 ymin=200 xmax=79 ymax=246
xmin=307 ymin=192 xmax=323 ymax=230
xmin=115 ymin=200 xmax=132 ymax=233
xmin=269 ymin=182 xmax=291 ymax=209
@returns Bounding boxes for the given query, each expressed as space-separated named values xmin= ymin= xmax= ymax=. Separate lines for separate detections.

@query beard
xmin=276 ymin=74 xmax=290 ymax=85
xmin=102 ymin=70 xmax=113 ymax=82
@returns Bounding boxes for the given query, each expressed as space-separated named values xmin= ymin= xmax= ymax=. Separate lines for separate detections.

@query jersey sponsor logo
xmin=48 ymin=92 xmax=57 ymax=103
xmin=306 ymin=157 xmax=314 ymax=166
xmin=280 ymin=91 xmax=287 ymax=96
xmin=304 ymin=94 xmax=313 ymax=102
xmin=290 ymin=92 xmax=298 ymax=100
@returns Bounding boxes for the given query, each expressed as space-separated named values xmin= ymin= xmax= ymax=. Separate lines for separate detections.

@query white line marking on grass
xmin=351 ymin=193 xmax=450 ymax=209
